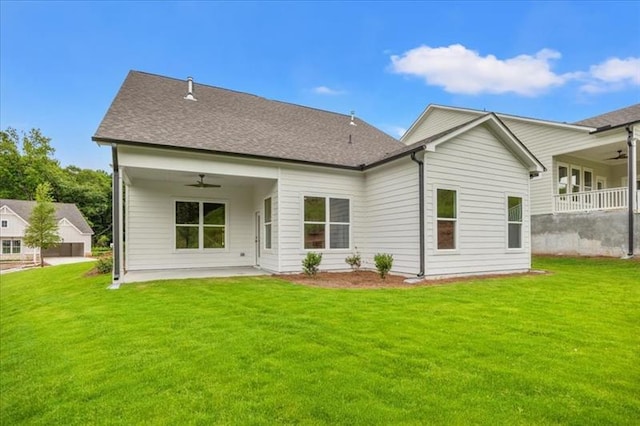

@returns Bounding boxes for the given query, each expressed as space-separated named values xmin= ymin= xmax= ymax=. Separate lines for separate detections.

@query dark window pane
xmin=264 ymin=198 xmax=272 ymax=223
xmin=437 ymin=189 xmax=456 ymax=219
xmin=176 ymin=202 xmax=199 ymax=224
xmin=330 ymin=224 xmax=349 ymax=249
xmin=508 ymin=223 xmax=522 ymax=249
xmin=2 ymin=240 xmax=10 ymax=254
xmin=176 ymin=226 xmax=198 ymax=249
xmin=204 ymin=227 xmax=225 ymax=248
xmin=508 ymin=197 xmax=522 ymax=222
xmin=12 ymin=240 xmax=20 ymax=253
xmin=304 ymin=223 xmax=325 ymax=249
xmin=330 ymin=198 xmax=349 ymax=223
xmin=437 ymin=221 xmax=456 ymax=250
xmin=203 ymin=203 xmax=225 ymax=225
xmin=304 ymin=197 xmax=325 ymax=222
xmin=265 ymin=223 xmax=272 ymax=249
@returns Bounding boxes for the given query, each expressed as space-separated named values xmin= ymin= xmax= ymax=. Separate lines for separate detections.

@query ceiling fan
xmin=185 ymin=174 xmax=221 ymax=188
xmin=605 ymin=150 xmax=628 ymax=160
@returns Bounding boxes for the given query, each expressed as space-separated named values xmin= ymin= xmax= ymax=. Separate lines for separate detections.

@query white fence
xmin=553 ymin=187 xmax=640 ymax=213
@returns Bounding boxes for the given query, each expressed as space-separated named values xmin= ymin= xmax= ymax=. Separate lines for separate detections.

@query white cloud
xmin=580 ymin=57 xmax=640 ymax=93
xmin=389 ymin=44 xmax=569 ymax=96
xmin=312 ymin=86 xmax=346 ymax=95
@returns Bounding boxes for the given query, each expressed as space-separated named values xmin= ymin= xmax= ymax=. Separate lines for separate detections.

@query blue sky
xmin=1 ymin=1 xmax=639 ymax=171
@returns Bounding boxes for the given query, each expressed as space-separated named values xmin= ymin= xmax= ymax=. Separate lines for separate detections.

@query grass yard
xmin=1 ymin=257 xmax=638 ymax=425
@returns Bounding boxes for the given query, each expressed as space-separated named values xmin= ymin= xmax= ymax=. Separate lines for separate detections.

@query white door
xmin=255 ymin=211 xmax=261 ymax=266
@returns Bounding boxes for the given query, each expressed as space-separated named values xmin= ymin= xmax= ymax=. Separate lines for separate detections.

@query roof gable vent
xmin=184 ymin=76 xmax=197 ymax=101
xmin=350 ymin=110 xmax=357 ymax=126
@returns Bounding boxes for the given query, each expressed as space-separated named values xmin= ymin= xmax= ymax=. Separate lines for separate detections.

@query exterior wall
xmin=403 ymin=108 xmax=481 ymax=145
xmin=424 ymin=124 xmax=532 ymax=277
xmin=362 ymin=157 xmax=420 ymax=275
xmin=57 ymin=220 xmax=92 ymax=256
xmin=125 ymin=179 xmax=257 ymax=271
xmin=253 ymin=180 xmax=278 ymax=272
xmin=277 ymin=166 xmax=364 ymax=272
xmin=532 ymin=211 xmax=639 ymax=257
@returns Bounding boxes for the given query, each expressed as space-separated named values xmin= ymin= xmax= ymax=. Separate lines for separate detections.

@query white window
xmin=1 ymin=220 xmax=7 ymax=228
xmin=303 ymin=196 xmax=350 ymax=250
xmin=507 ymin=196 xmax=523 ymax=249
xmin=596 ymin=177 xmax=606 ymax=190
xmin=571 ymin=166 xmax=581 ymax=193
xmin=436 ymin=188 xmax=457 ymax=250
xmin=175 ymin=201 xmax=226 ymax=250
xmin=264 ymin=197 xmax=272 ymax=250
xmin=2 ymin=239 xmax=20 ymax=254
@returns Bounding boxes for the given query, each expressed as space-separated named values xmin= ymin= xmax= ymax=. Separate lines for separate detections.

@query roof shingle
xmin=574 ymin=103 xmax=640 ymax=129
xmin=93 ymin=71 xmax=405 ymax=168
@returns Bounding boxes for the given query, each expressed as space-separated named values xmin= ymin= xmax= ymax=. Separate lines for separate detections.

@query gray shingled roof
xmin=0 ymin=199 xmax=93 ymax=234
xmin=93 ymin=71 xmax=405 ymax=168
xmin=574 ymin=103 xmax=640 ymax=129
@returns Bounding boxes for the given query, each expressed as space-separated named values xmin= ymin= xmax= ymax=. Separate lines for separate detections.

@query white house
xmin=401 ymin=104 xmax=639 ymax=257
xmin=0 ymin=199 xmax=93 ymax=261
xmin=93 ymin=71 xmax=544 ymax=284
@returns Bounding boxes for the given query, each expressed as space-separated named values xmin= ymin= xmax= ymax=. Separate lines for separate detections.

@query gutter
xmin=410 ymin=152 xmax=425 ymax=277
xmin=625 ymin=126 xmax=637 ymax=258
xmin=110 ymin=144 xmax=121 ymax=288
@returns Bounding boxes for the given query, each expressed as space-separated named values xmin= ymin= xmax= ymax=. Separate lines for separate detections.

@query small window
xmin=571 ymin=166 xmax=581 ymax=193
xmin=303 ymin=196 xmax=350 ymax=249
xmin=1 ymin=239 xmax=20 ymax=254
xmin=437 ymin=189 xmax=456 ymax=250
xmin=1 ymin=220 xmax=7 ymax=228
xmin=264 ymin=197 xmax=272 ymax=249
xmin=507 ymin=196 xmax=523 ymax=249
xmin=175 ymin=201 xmax=226 ymax=250
xmin=583 ymin=169 xmax=593 ymax=192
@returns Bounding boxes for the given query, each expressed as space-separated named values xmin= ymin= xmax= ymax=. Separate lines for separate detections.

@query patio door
xmin=255 ymin=211 xmax=261 ymax=266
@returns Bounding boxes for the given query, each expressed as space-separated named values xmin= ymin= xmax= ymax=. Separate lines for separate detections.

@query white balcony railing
xmin=553 ymin=186 xmax=640 ymax=213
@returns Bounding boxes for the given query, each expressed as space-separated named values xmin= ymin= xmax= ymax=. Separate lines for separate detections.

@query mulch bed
xmin=274 ymin=270 xmax=548 ymax=289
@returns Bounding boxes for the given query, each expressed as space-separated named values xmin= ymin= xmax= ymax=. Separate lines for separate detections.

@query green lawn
xmin=1 ymin=257 xmax=638 ymax=425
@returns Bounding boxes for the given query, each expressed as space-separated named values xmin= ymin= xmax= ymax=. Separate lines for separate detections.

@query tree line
xmin=1 ymin=128 xmax=112 ymax=245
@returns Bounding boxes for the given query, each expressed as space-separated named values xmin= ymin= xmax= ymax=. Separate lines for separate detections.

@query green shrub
xmin=92 ymin=247 xmax=112 ymax=257
xmin=96 ymin=235 xmax=111 ymax=248
xmin=373 ymin=253 xmax=393 ymax=279
xmin=302 ymin=252 xmax=322 ymax=277
xmin=345 ymin=250 xmax=361 ymax=272
xmin=95 ymin=255 xmax=113 ymax=274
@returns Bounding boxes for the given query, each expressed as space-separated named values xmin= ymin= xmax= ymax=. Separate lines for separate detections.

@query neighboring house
xmin=93 ymin=71 xmax=544 ymax=284
xmin=0 ymin=199 xmax=93 ymax=261
xmin=402 ymin=104 xmax=639 ymax=257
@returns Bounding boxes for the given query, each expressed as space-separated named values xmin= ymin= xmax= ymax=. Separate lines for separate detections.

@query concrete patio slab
xmin=121 ymin=266 xmax=269 ymax=284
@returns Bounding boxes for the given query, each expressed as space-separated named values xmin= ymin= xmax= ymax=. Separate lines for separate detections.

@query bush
xmin=373 ymin=253 xmax=393 ymax=279
xmin=345 ymin=250 xmax=361 ymax=272
xmin=302 ymin=252 xmax=322 ymax=277
xmin=96 ymin=235 xmax=111 ymax=248
xmin=92 ymin=247 xmax=112 ymax=257
xmin=95 ymin=255 xmax=113 ymax=274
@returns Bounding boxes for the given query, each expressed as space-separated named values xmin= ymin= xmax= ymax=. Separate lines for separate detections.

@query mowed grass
xmin=1 ymin=258 xmax=638 ymax=425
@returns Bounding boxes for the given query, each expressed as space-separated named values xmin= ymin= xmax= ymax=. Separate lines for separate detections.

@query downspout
xmin=110 ymin=144 xmax=121 ymax=287
xmin=410 ymin=152 xmax=425 ymax=276
xmin=625 ymin=126 xmax=637 ymax=258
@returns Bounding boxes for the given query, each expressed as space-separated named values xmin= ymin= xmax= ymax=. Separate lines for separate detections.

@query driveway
xmin=45 ymin=257 xmax=97 ymax=266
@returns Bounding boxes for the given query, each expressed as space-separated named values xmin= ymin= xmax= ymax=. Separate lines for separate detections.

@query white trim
xmin=424 ymin=113 xmax=545 ymax=173
xmin=557 ymin=162 xmax=569 ymax=194
xmin=300 ymin=194 xmax=352 ymax=251
xmin=403 ymin=104 xmax=595 ymax=143
xmin=0 ymin=205 xmax=30 ymax=226
xmin=583 ymin=168 xmax=594 ymax=192
xmin=505 ymin=194 xmax=525 ymax=252
xmin=172 ymin=198 xmax=229 ymax=252
xmin=433 ymin=186 xmax=459 ymax=254
xmin=596 ymin=176 xmax=607 ymax=190
xmin=263 ymin=196 xmax=272 ymax=251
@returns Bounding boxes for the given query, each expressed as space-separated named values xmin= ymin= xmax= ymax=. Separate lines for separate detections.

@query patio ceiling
xmin=122 ymin=166 xmax=275 ymax=187
xmin=563 ymin=141 xmax=635 ymax=166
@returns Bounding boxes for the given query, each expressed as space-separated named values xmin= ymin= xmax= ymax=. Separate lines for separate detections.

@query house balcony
xmin=553 ymin=187 xmax=640 ymax=213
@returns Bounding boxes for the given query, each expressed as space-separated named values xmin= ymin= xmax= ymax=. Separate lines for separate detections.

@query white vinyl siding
xmin=278 ymin=166 xmax=363 ymax=272
xmin=363 ymin=157 xmax=420 ymax=275
xmin=125 ymin=179 xmax=254 ymax=271
xmin=403 ymin=108 xmax=480 ymax=145
xmin=425 ymin=125 xmax=531 ymax=276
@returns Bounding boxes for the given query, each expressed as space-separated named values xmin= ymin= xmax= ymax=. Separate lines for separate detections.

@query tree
xmin=23 ymin=182 xmax=62 ymax=267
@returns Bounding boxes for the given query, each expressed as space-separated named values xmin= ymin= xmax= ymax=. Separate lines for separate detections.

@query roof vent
xmin=184 ymin=76 xmax=197 ymax=101
xmin=350 ymin=110 xmax=357 ymax=126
